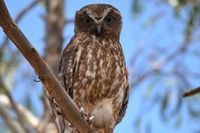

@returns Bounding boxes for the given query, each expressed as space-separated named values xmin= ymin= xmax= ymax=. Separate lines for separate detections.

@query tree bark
xmin=42 ymin=0 xmax=66 ymax=132
xmin=44 ymin=0 xmax=65 ymax=75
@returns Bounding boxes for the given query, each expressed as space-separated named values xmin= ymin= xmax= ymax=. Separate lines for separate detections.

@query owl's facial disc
xmin=90 ymin=18 xmax=103 ymax=36
xmin=75 ymin=4 xmax=122 ymax=38
xmin=87 ymin=8 xmax=112 ymax=36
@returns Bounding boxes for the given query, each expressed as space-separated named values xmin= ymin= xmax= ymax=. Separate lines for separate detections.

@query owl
xmin=59 ymin=4 xmax=129 ymax=133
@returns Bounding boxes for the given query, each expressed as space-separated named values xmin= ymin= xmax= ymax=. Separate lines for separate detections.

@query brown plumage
xmin=59 ymin=4 xmax=129 ymax=133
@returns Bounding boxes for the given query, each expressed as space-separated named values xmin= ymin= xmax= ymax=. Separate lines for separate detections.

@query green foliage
xmin=188 ymin=96 xmax=200 ymax=118
xmin=160 ymin=91 xmax=169 ymax=120
xmin=132 ymin=0 xmax=142 ymax=17
xmin=188 ymin=105 xmax=200 ymax=118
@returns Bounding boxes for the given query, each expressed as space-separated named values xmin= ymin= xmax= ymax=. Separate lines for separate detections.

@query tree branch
xmin=1 ymin=0 xmax=41 ymax=48
xmin=182 ymin=86 xmax=200 ymax=97
xmin=0 ymin=79 xmax=30 ymax=133
xmin=0 ymin=103 xmax=24 ymax=133
xmin=42 ymin=0 xmax=66 ymax=131
xmin=0 ymin=94 xmax=58 ymax=133
xmin=0 ymin=0 xmax=92 ymax=132
xmin=0 ymin=94 xmax=40 ymax=131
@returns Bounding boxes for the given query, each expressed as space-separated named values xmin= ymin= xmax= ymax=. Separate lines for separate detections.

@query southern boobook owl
xmin=59 ymin=4 xmax=129 ymax=133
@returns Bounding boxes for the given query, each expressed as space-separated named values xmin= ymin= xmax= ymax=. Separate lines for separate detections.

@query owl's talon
xmin=80 ymin=107 xmax=88 ymax=120
xmin=58 ymin=72 xmax=63 ymax=78
xmin=86 ymin=115 xmax=94 ymax=127
xmin=89 ymin=115 xmax=94 ymax=122
xmin=68 ymin=123 xmax=72 ymax=127
xmin=79 ymin=107 xmax=94 ymax=126
xmin=80 ymin=107 xmax=85 ymax=114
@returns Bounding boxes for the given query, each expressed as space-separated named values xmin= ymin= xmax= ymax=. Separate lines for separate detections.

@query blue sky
xmin=1 ymin=0 xmax=199 ymax=133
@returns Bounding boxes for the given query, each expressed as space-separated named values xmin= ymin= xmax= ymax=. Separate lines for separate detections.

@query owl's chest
xmin=73 ymin=36 xmax=127 ymax=103
xmin=79 ymin=40 xmax=122 ymax=76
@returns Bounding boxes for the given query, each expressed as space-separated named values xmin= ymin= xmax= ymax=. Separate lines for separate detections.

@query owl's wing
xmin=116 ymin=85 xmax=129 ymax=125
xmin=59 ymin=38 xmax=80 ymax=98
xmin=53 ymin=39 xmax=80 ymax=132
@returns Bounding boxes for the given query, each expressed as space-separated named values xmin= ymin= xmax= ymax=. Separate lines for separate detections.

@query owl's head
xmin=75 ymin=4 xmax=122 ymax=38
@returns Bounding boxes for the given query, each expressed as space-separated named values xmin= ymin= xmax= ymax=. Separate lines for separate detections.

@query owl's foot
xmin=68 ymin=123 xmax=72 ymax=127
xmin=80 ymin=107 xmax=94 ymax=127
xmin=80 ymin=107 xmax=88 ymax=121
xmin=88 ymin=115 xmax=94 ymax=122
xmin=80 ymin=107 xmax=85 ymax=114
xmin=86 ymin=115 xmax=95 ymax=127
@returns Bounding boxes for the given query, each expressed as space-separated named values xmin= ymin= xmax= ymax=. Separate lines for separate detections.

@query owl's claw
xmin=89 ymin=115 xmax=94 ymax=121
xmin=80 ymin=107 xmax=87 ymax=120
xmin=80 ymin=107 xmax=85 ymax=114
xmin=79 ymin=107 xmax=94 ymax=127
xmin=86 ymin=115 xmax=95 ymax=128
xmin=68 ymin=123 xmax=72 ymax=127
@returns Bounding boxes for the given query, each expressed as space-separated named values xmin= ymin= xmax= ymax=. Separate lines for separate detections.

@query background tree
xmin=0 ymin=0 xmax=199 ymax=133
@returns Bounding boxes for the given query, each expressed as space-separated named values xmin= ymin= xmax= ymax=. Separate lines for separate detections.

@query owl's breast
xmin=73 ymin=34 xmax=128 ymax=107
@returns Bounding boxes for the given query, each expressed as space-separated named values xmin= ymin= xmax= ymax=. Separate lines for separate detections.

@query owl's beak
xmin=90 ymin=18 xmax=103 ymax=36
xmin=96 ymin=25 xmax=101 ymax=35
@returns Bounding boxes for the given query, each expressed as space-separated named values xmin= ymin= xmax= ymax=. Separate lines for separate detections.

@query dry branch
xmin=0 ymin=79 xmax=30 ymax=132
xmin=182 ymin=86 xmax=200 ymax=97
xmin=0 ymin=94 xmax=40 ymax=131
xmin=0 ymin=0 xmax=92 ymax=132
xmin=0 ymin=103 xmax=24 ymax=133
xmin=43 ymin=0 xmax=66 ymax=132
xmin=0 ymin=94 xmax=58 ymax=133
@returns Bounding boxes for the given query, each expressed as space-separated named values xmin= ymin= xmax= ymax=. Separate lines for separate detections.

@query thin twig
xmin=182 ymin=86 xmax=200 ymax=97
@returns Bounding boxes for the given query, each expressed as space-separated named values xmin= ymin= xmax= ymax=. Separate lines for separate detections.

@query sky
xmin=1 ymin=0 xmax=199 ymax=133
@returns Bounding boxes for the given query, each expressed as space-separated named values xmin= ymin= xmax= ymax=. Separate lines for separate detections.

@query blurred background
xmin=0 ymin=0 xmax=200 ymax=133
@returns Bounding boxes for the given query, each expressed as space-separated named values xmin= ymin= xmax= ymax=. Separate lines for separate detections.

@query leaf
xmin=177 ymin=0 xmax=187 ymax=6
xmin=193 ymin=5 xmax=200 ymax=14
xmin=160 ymin=92 xmax=169 ymax=121
xmin=188 ymin=104 xmax=200 ymax=118
xmin=132 ymin=0 xmax=142 ymax=17
xmin=143 ymin=81 xmax=156 ymax=99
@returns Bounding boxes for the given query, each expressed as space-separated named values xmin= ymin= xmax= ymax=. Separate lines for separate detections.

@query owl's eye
xmin=104 ymin=15 xmax=114 ymax=24
xmin=83 ymin=17 xmax=92 ymax=25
